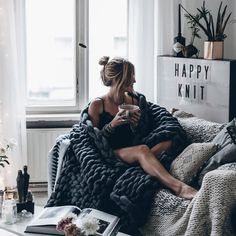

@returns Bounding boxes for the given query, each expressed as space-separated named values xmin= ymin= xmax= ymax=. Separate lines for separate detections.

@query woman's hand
xmin=127 ymin=109 xmax=141 ymax=128
xmin=110 ymin=110 xmax=129 ymax=128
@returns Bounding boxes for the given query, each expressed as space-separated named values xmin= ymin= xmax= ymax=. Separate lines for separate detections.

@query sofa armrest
xmin=47 ymin=134 xmax=70 ymax=196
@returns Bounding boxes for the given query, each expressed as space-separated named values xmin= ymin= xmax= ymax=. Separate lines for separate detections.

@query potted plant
xmin=182 ymin=1 xmax=235 ymax=59
xmin=183 ymin=13 xmax=202 ymax=58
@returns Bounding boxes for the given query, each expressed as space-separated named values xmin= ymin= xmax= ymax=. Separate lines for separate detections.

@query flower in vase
xmin=0 ymin=138 xmax=17 ymax=168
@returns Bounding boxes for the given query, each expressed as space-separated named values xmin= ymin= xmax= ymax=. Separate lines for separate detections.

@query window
xmin=25 ymin=0 xmax=127 ymax=114
xmin=25 ymin=0 xmax=78 ymax=113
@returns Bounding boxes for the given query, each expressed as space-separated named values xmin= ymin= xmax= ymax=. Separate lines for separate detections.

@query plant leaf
xmin=221 ymin=5 xmax=227 ymax=26
xmin=3 ymin=160 xmax=10 ymax=165
xmin=182 ymin=5 xmax=212 ymax=40
xmin=210 ymin=14 xmax=215 ymax=39
xmin=197 ymin=8 xmax=203 ymax=15
xmin=198 ymin=7 xmax=213 ymax=40
xmin=195 ymin=34 xmax=201 ymax=39
xmin=222 ymin=12 xmax=232 ymax=34
xmin=216 ymin=2 xmax=223 ymax=34
xmin=0 ymin=163 xmax=5 ymax=168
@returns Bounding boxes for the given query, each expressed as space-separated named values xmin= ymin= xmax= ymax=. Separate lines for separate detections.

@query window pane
xmin=25 ymin=0 xmax=76 ymax=107
xmin=89 ymin=0 xmax=128 ymax=100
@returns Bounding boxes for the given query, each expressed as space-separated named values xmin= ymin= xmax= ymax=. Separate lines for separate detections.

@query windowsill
xmin=26 ymin=113 xmax=80 ymax=122
xmin=26 ymin=113 xmax=81 ymax=129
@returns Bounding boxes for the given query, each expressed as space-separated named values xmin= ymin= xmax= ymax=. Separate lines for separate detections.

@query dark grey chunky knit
xmin=46 ymin=93 xmax=188 ymax=232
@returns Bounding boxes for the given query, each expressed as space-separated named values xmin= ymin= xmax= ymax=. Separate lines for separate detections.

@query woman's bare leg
xmin=114 ymin=144 xmax=197 ymax=200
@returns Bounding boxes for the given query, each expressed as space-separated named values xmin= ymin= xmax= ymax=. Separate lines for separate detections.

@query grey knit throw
xmin=46 ymin=93 xmax=188 ymax=233
xmin=140 ymin=163 xmax=236 ymax=236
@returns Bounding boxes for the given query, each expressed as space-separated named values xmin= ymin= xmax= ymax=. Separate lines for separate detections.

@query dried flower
xmin=57 ymin=216 xmax=74 ymax=231
xmin=81 ymin=216 xmax=99 ymax=236
xmin=64 ymin=223 xmax=82 ymax=236
xmin=57 ymin=214 xmax=99 ymax=236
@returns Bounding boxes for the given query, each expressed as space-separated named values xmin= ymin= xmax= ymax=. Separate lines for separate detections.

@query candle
xmin=2 ymin=200 xmax=17 ymax=224
xmin=173 ymin=3 xmax=185 ymax=57
xmin=5 ymin=212 xmax=13 ymax=223
xmin=178 ymin=4 xmax=181 ymax=35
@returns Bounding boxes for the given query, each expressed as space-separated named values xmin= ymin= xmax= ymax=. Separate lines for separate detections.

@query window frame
xmin=24 ymin=0 xmax=89 ymax=115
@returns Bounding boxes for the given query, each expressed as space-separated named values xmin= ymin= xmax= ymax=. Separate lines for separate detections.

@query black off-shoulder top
xmin=98 ymin=98 xmax=135 ymax=149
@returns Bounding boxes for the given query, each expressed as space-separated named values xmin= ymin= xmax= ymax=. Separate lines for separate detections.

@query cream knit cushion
xmin=173 ymin=110 xmax=225 ymax=143
xmin=170 ymin=143 xmax=218 ymax=184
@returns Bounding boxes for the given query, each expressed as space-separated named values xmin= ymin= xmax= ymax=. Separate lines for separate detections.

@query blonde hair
xmin=99 ymin=56 xmax=135 ymax=100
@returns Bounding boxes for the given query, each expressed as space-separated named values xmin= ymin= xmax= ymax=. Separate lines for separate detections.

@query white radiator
xmin=27 ymin=128 xmax=70 ymax=182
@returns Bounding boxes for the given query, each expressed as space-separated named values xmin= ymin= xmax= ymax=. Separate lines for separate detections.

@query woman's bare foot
xmin=177 ymin=184 xmax=198 ymax=200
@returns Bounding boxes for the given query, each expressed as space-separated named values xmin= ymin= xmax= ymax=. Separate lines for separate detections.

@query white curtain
xmin=0 ymin=0 xmax=27 ymax=188
xmin=128 ymin=0 xmax=155 ymax=102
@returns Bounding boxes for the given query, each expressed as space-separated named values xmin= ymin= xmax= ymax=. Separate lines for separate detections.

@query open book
xmin=25 ymin=206 xmax=120 ymax=236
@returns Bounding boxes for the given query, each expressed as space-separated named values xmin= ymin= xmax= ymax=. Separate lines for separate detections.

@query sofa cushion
xmin=212 ymin=118 xmax=236 ymax=148
xmin=170 ymin=143 xmax=218 ymax=184
xmin=198 ymin=118 xmax=236 ymax=185
xmin=227 ymin=120 xmax=236 ymax=145
xmin=173 ymin=110 xmax=225 ymax=143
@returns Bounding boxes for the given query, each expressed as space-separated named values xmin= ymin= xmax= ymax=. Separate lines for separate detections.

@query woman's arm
xmin=151 ymin=140 xmax=172 ymax=157
xmin=88 ymin=99 xmax=127 ymax=135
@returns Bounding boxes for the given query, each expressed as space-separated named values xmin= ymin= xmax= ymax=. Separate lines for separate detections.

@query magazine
xmin=25 ymin=206 xmax=120 ymax=236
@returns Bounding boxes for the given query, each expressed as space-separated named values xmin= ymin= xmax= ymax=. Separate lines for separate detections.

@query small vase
xmin=183 ymin=44 xmax=199 ymax=58
xmin=204 ymin=41 xmax=224 ymax=60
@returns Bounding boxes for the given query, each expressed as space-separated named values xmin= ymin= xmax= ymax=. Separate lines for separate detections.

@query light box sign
xmin=175 ymin=62 xmax=211 ymax=102
xmin=156 ymin=56 xmax=231 ymax=123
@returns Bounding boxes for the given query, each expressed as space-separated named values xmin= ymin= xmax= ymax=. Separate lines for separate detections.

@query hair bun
xmin=99 ymin=56 xmax=109 ymax=66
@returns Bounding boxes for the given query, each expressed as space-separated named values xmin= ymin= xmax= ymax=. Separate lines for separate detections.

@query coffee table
xmin=0 ymin=206 xmax=44 ymax=236
xmin=0 ymin=206 xmax=130 ymax=236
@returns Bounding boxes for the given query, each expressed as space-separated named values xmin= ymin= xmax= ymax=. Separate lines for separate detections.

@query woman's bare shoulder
xmin=88 ymin=97 xmax=105 ymax=115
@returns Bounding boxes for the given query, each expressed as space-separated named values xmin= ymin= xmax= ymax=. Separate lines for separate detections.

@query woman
xmin=88 ymin=56 xmax=197 ymax=200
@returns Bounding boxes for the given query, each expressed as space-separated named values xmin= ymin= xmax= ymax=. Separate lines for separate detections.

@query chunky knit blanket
xmin=46 ymin=93 xmax=188 ymax=233
xmin=140 ymin=163 xmax=236 ymax=236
